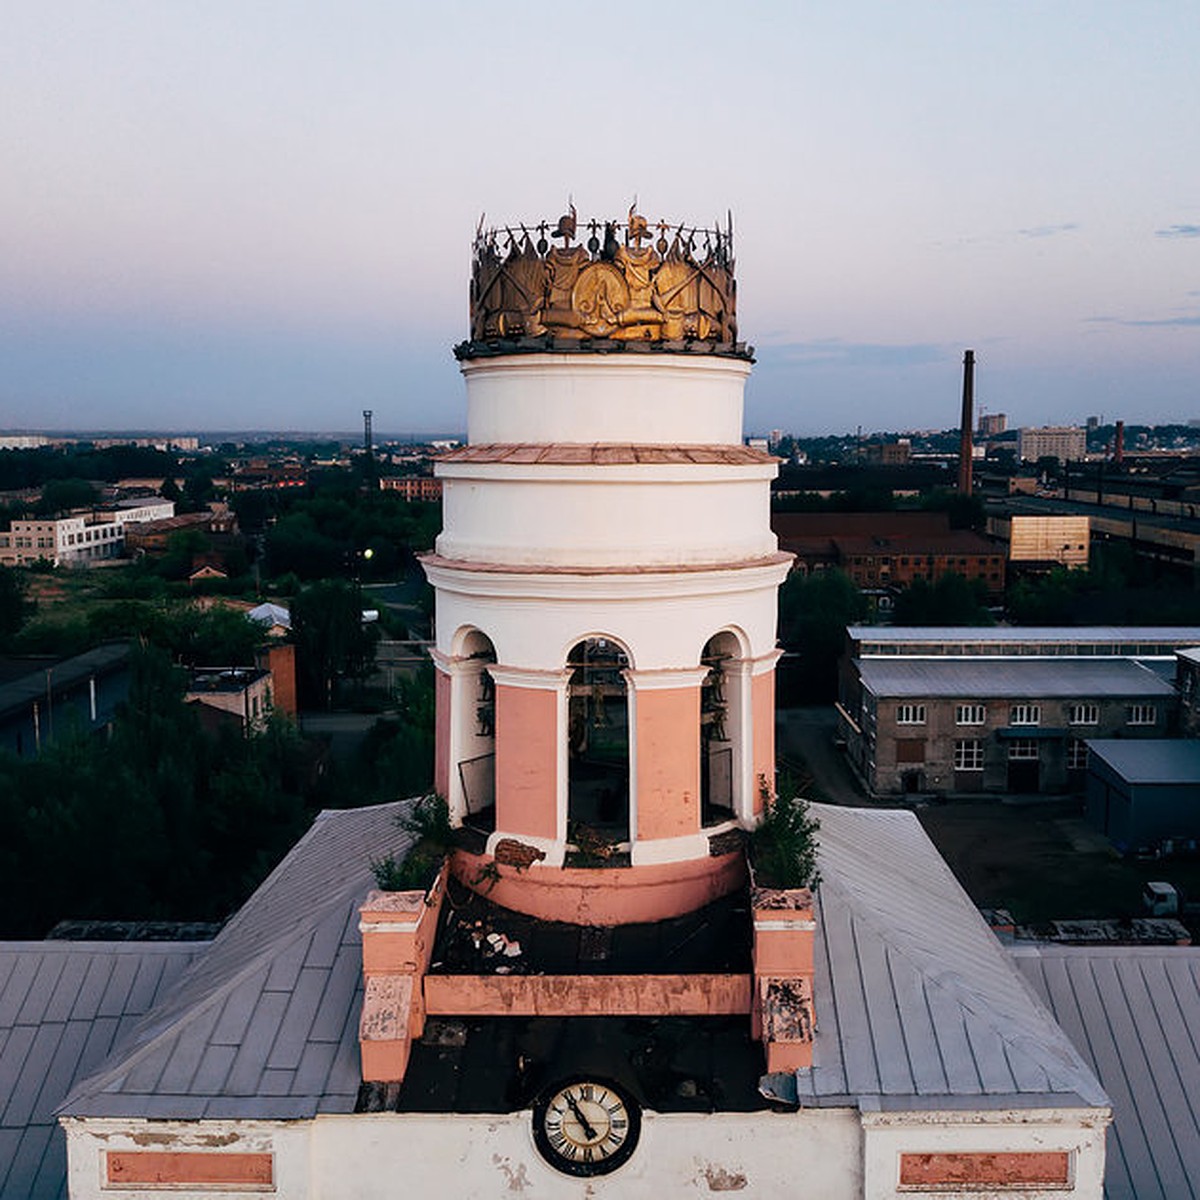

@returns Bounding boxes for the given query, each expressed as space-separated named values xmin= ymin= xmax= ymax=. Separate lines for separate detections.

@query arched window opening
xmin=701 ymin=632 xmax=742 ymax=827
xmin=457 ymin=630 xmax=496 ymax=838
xmin=567 ymin=638 xmax=630 ymax=853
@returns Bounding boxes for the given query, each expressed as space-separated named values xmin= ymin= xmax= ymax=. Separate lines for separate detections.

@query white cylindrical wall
xmin=427 ymin=560 xmax=790 ymax=673
xmin=461 ymin=355 xmax=750 ymax=445
xmin=436 ymin=467 xmax=777 ymax=568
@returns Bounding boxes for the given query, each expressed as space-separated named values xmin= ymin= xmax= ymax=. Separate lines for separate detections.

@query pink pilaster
xmin=634 ymin=685 xmax=701 ymax=842
xmin=494 ymin=682 xmax=558 ymax=841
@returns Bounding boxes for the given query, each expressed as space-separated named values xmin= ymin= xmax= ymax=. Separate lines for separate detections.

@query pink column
xmin=494 ymin=682 xmax=559 ymax=841
xmin=751 ymin=664 xmax=777 ymax=815
xmin=634 ymin=686 xmax=701 ymax=841
xmin=433 ymin=664 xmax=451 ymax=801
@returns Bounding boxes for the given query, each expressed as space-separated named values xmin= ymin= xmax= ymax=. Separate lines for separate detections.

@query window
xmin=954 ymin=739 xmax=984 ymax=771
xmin=1009 ymin=704 xmax=1041 ymax=726
xmin=896 ymin=703 xmax=926 ymax=725
xmin=1067 ymin=739 xmax=1089 ymax=771
xmin=956 ymin=703 xmax=986 ymax=725
xmin=896 ymin=738 xmax=926 ymax=763
xmin=1069 ymin=703 xmax=1099 ymax=725
xmin=1008 ymin=738 xmax=1039 ymax=761
xmin=1127 ymin=704 xmax=1157 ymax=726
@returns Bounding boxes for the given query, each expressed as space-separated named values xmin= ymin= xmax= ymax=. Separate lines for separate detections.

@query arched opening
xmin=566 ymin=637 xmax=630 ymax=849
xmin=701 ymin=631 xmax=744 ymax=827
xmin=456 ymin=629 xmax=496 ymax=837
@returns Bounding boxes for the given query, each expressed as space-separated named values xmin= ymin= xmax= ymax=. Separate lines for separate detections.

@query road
xmin=776 ymin=706 xmax=867 ymax=806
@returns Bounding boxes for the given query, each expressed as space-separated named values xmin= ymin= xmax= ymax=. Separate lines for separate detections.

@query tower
xmin=422 ymin=208 xmax=791 ymax=925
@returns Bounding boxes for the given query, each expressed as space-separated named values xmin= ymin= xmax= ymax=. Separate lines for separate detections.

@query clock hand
xmin=565 ymin=1093 xmax=598 ymax=1141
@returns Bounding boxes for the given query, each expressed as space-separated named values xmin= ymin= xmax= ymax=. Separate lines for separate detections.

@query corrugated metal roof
xmin=0 ymin=941 xmax=202 ymax=1199
xmin=1086 ymin=739 xmax=1200 ymax=784
xmin=849 ymin=625 xmax=1200 ymax=646
xmin=1015 ymin=946 xmax=1200 ymax=1200
xmin=0 ymin=642 xmax=131 ymax=721
xmin=792 ymin=805 xmax=1106 ymax=1110
xmin=858 ymin=657 xmax=1175 ymax=699
xmin=59 ymin=802 xmax=412 ymax=1121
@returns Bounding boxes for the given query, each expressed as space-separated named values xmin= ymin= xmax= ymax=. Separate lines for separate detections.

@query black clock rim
xmin=532 ymin=1075 xmax=642 ymax=1178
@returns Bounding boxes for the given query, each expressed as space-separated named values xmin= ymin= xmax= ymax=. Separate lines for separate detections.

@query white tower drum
xmin=422 ymin=209 xmax=790 ymax=925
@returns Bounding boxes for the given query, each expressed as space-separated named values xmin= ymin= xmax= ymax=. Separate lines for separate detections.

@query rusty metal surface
xmin=458 ymin=207 xmax=750 ymax=359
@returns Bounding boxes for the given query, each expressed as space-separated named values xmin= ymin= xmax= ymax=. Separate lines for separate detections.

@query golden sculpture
xmin=459 ymin=204 xmax=745 ymax=359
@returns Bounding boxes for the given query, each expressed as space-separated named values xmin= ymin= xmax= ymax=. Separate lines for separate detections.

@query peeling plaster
xmin=703 ymin=1162 xmax=749 ymax=1190
xmin=492 ymin=1153 xmax=532 ymax=1192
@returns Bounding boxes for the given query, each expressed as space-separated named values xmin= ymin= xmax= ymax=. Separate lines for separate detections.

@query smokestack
xmin=1114 ymin=420 xmax=1124 ymax=464
xmin=958 ymin=350 xmax=975 ymax=496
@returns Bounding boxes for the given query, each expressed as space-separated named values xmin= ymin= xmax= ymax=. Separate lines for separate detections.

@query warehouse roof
xmin=849 ymin=625 xmax=1200 ymax=650
xmin=1015 ymin=946 xmax=1200 ymax=1200
xmin=0 ymin=940 xmax=202 ymax=1199
xmin=857 ymin=657 xmax=1175 ymax=699
xmin=1086 ymin=739 xmax=1200 ymax=785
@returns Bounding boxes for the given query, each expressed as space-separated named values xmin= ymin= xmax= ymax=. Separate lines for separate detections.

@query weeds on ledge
xmin=370 ymin=794 xmax=452 ymax=893
xmin=750 ymin=771 xmax=821 ymax=890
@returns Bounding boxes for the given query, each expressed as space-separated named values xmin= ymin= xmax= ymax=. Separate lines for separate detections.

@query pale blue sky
xmin=2 ymin=1 xmax=1198 ymax=435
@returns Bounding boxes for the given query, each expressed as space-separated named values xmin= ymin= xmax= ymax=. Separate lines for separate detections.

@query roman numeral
xmin=580 ymin=1085 xmax=594 ymax=1101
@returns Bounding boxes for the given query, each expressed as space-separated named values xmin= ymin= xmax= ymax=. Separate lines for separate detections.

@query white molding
xmin=487 ymin=665 xmax=571 ymax=690
xmin=423 ymin=556 xmax=793 ymax=602
xmin=630 ymin=823 xmax=736 ymax=866
xmin=624 ymin=666 xmax=711 ymax=691
xmin=750 ymin=647 xmax=785 ymax=676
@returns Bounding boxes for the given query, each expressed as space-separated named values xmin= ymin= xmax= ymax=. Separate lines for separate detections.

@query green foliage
xmin=291 ymin=578 xmax=379 ymax=708
xmin=36 ymin=477 xmax=98 ymax=516
xmin=371 ymin=843 xmax=442 ymax=892
xmin=891 ymin=573 xmax=994 ymax=626
xmin=0 ymin=566 xmax=33 ymax=645
xmin=398 ymin=792 xmax=453 ymax=852
xmin=0 ymin=644 xmax=315 ymax=936
xmin=750 ymin=772 xmax=821 ymax=890
xmin=778 ymin=568 xmax=868 ymax=702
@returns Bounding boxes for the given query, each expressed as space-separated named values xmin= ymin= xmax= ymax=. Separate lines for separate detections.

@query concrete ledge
xmin=450 ymin=846 xmax=746 ymax=926
xmin=425 ymin=973 xmax=751 ymax=1017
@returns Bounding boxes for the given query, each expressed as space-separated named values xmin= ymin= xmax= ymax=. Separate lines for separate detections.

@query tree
xmin=291 ymin=579 xmax=379 ymax=708
xmin=36 ymin=478 xmax=97 ymax=516
xmin=891 ymin=574 xmax=994 ymax=626
xmin=0 ymin=566 xmax=32 ymax=645
xmin=778 ymin=569 xmax=868 ymax=703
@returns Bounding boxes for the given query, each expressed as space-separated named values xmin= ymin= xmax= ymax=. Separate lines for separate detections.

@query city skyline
xmin=3 ymin=1 xmax=1199 ymax=435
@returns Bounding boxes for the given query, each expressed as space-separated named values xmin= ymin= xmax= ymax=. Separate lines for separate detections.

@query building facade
xmin=838 ymin=627 xmax=1192 ymax=796
xmin=0 ymin=499 xmax=174 ymax=567
xmin=1018 ymin=425 xmax=1088 ymax=462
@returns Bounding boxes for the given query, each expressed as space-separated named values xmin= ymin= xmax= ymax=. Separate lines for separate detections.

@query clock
xmin=532 ymin=1076 xmax=641 ymax=1177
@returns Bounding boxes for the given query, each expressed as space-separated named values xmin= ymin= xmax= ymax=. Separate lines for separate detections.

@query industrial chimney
xmin=1114 ymin=420 xmax=1125 ymax=464
xmin=957 ymin=350 xmax=975 ymax=496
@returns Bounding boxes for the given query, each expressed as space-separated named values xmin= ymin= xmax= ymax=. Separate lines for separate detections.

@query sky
xmin=2 ymin=1 xmax=1199 ymax=437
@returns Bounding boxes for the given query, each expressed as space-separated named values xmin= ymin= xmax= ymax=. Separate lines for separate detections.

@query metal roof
xmin=857 ymin=657 xmax=1175 ymax=699
xmin=1015 ymin=946 xmax=1200 ymax=1200
xmin=0 ymin=642 xmax=131 ymax=722
xmin=0 ymin=941 xmax=202 ymax=1199
xmin=849 ymin=625 xmax=1200 ymax=647
xmin=1086 ymin=739 xmax=1200 ymax=785
xmin=59 ymin=802 xmax=412 ymax=1122
xmin=782 ymin=805 xmax=1107 ymax=1111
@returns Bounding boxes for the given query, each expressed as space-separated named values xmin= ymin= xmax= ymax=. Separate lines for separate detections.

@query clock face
xmin=532 ymin=1077 xmax=641 ymax=1177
